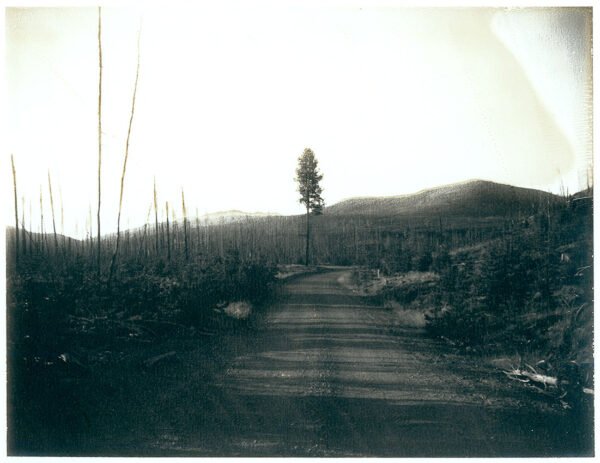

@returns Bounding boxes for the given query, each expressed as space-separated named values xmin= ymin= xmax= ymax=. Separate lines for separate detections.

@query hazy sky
xmin=5 ymin=6 xmax=593 ymax=237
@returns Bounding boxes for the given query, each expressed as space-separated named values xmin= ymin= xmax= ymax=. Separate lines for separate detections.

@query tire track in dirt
xmin=166 ymin=269 xmax=590 ymax=456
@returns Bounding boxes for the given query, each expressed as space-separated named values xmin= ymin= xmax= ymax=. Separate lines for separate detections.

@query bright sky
xmin=4 ymin=5 xmax=593 ymax=237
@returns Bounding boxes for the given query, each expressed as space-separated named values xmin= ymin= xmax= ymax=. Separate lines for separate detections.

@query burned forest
xmin=5 ymin=5 xmax=594 ymax=458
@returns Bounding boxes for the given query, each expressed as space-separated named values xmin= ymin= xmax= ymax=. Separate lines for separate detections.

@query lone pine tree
xmin=295 ymin=148 xmax=324 ymax=266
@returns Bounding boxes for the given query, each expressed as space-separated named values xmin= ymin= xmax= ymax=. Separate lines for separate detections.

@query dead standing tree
xmin=39 ymin=186 xmax=45 ymax=254
xmin=181 ymin=188 xmax=189 ymax=261
xmin=109 ymin=22 xmax=142 ymax=284
xmin=47 ymin=170 xmax=59 ymax=254
xmin=154 ymin=177 xmax=159 ymax=253
xmin=11 ymin=154 xmax=19 ymax=266
xmin=21 ymin=197 xmax=26 ymax=255
xmin=138 ymin=203 xmax=153 ymax=256
xmin=97 ymin=6 xmax=103 ymax=277
xmin=165 ymin=201 xmax=171 ymax=262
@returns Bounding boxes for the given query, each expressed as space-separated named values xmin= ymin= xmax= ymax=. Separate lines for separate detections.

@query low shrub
xmin=424 ymin=202 xmax=592 ymax=388
xmin=7 ymin=250 xmax=277 ymax=362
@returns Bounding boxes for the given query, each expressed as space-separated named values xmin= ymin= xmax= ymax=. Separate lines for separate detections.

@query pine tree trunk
xmin=305 ymin=205 xmax=310 ymax=266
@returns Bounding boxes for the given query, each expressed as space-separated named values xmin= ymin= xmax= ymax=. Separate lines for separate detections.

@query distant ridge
xmin=201 ymin=210 xmax=280 ymax=220
xmin=325 ymin=179 xmax=560 ymax=217
xmin=163 ymin=210 xmax=280 ymax=228
xmin=92 ymin=210 xmax=281 ymax=238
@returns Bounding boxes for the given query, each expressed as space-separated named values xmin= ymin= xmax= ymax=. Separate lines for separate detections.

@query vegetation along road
xmin=150 ymin=269 xmax=591 ymax=456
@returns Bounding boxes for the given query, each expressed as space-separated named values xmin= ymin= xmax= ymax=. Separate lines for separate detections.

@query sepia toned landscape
xmin=5 ymin=5 xmax=594 ymax=457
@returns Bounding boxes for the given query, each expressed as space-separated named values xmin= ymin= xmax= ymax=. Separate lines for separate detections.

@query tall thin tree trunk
xmin=354 ymin=224 xmax=358 ymax=264
xmin=59 ymin=185 xmax=65 ymax=256
xmin=139 ymin=203 xmax=152 ymax=256
xmin=125 ymin=220 xmax=130 ymax=258
xmin=39 ymin=186 xmax=45 ymax=255
xmin=154 ymin=177 xmax=159 ymax=254
xmin=21 ymin=196 xmax=26 ymax=256
xmin=172 ymin=206 xmax=177 ymax=255
xmin=28 ymin=199 xmax=33 ymax=254
xmin=205 ymin=217 xmax=209 ymax=254
xmin=182 ymin=188 xmax=188 ymax=261
xmin=219 ymin=222 xmax=224 ymax=258
xmin=305 ymin=205 xmax=310 ymax=266
xmin=11 ymin=155 xmax=19 ymax=266
xmin=48 ymin=170 xmax=59 ymax=254
xmin=195 ymin=208 xmax=200 ymax=254
xmin=97 ymin=6 xmax=103 ymax=277
xmin=109 ymin=24 xmax=141 ymax=283
xmin=166 ymin=201 xmax=171 ymax=262
xmin=139 ymin=223 xmax=148 ymax=257
xmin=88 ymin=202 xmax=93 ymax=255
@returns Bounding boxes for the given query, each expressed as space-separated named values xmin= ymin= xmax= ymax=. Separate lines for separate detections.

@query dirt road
xmin=158 ymin=269 xmax=592 ymax=456
xmin=10 ymin=269 xmax=592 ymax=456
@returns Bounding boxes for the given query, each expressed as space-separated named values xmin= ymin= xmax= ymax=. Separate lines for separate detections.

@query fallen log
xmin=520 ymin=369 xmax=558 ymax=387
xmin=503 ymin=365 xmax=594 ymax=399
xmin=503 ymin=368 xmax=558 ymax=387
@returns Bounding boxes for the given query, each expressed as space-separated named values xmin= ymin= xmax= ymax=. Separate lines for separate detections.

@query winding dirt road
xmin=163 ymin=269 xmax=591 ymax=456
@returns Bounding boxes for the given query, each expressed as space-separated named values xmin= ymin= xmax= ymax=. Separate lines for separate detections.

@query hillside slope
xmin=326 ymin=180 xmax=559 ymax=218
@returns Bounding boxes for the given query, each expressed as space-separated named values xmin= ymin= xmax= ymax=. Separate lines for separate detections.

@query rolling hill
xmin=325 ymin=180 xmax=560 ymax=218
